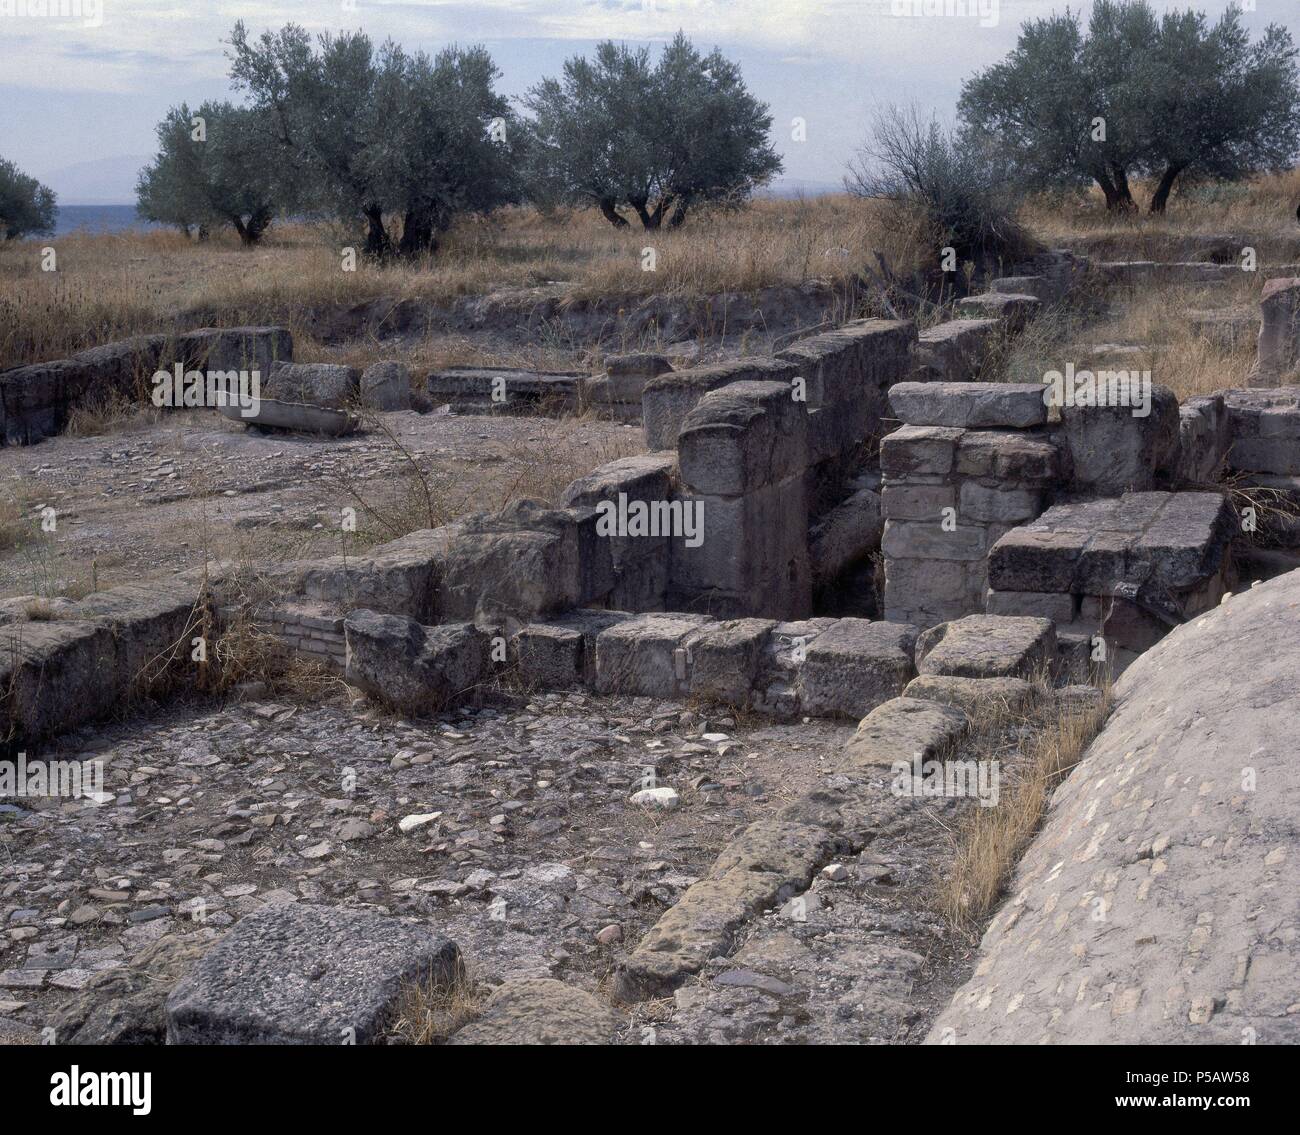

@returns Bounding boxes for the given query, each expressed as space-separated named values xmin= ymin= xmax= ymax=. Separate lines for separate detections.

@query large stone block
xmin=889 ymin=381 xmax=1048 ymax=429
xmin=684 ymin=618 xmax=776 ymax=706
xmin=913 ymin=319 xmax=1001 ymax=383
xmin=593 ymin=612 xmax=713 ymax=697
xmin=882 ymin=518 xmax=986 ymax=562
xmin=1177 ymin=393 xmax=1232 ymax=483
xmin=881 ymin=481 xmax=955 ymax=521
xmin=450 ymin=978 xmax=623 ymax=1045
xmin=604 ymin=353 xmax=674 ymax=403
xmin=880 ymin=425 xmax=963 ymax=477
xmin=776 ymin=318 xmax=916 ymax=407
xmin=359 ymin=361 xmax=412 ymax=411
xmin=344 ymin=610 xmax=488 ymax=714
xmin=840 ymin=697 xmax=967 ymax=768
xmin=1252 ymin=277 xmax=1300 ymax=386
xmin=677 ymin=380 xmax=809 ymax=495
xmin=265 ymin=362 xmax=359 ymax=409
xmin=182 ymin=326 xmax=293 ymax=378
xmin=1056 ymin=384 xmax=1179 ymax=493
xmin=988 ymin=492 xmax=1236 ymax=600
xmin=809 ymin=487 xmax=882 ymax=585
xmin=956 ymin=292 xmax=1040 ymax=330
xmin=670 ymin=479 xmax=811 ymax=618
xmin=955 ymin=430 xmax=1058 ymax=481
xmin=916 ymin=614 xmax=1057 ymax=679
xmin=799 ymin=618 xmax=918 ymax=718
xmin=0 ymin=619 xmax=118 ymax=745
xmin=958 ymin=481 xmax=1042 ymax=524
xmin=642 ymin=357 xmax=798 ymax=450
xmin=166 ymin=903 xmax=462 ymax=1044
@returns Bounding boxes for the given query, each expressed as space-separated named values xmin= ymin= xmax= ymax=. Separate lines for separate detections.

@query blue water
xmin=53 ymin=204 xmax=161 ymax=237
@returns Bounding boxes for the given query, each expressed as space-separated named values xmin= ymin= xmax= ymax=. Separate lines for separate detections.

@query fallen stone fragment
xmin=398 ymin=811 xmax=442 ymax=834
xmin=840 ymin=697 xmax=968 ymax=769
xmin=915 ymin=615 xmax=1056 ymax=680
xmin=166 ymin=904 xmax=461 ymax=1045
xmin=629 ymin=787 xmax=679 ymax=809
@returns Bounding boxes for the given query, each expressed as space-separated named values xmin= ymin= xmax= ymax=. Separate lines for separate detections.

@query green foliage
xmin=959 ymin=0 xmax=1300 ymax=212
xmin=523 ymin=32 xmax=782 ymax=229
xmin=136 ymin=101 xmax=282 ymax=243
xmin=0 ymin=157 xmax=57 ymax=240
xmin=227 ymin=22 xmax=518 ymax=257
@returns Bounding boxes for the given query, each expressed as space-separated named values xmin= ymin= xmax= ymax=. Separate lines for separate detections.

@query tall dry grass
xmin=0 ymin=195 xmax=933 ymax=370
xmin=1020 ymin=168 xmax=1300 ymax=263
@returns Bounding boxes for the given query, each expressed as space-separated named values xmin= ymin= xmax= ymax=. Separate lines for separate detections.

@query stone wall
xmin=881 ymin=383 xmax=1058 ymax=627
xmin=0 ymin=326 xmax=292 ymax=445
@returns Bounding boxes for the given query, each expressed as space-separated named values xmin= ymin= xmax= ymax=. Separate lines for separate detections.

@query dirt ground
xmin=0 ymin=407 xmax=644 ymax=602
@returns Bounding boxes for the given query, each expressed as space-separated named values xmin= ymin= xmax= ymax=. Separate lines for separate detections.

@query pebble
xmin=629 ymin=787 xmax=680 ymax=809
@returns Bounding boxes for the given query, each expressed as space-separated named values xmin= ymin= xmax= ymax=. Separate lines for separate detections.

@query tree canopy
xmin=226 ymin=22 xmax=518 ymax=257
xmin=959 ymin=1 xmax=1300 ymax=212
xmin=136 ymin=101 xmax=282 ymax=243
xmin=523 ymin=32 xmax=782 ymax=229
xmin=0 ymin=158 xmax=57 ymax=240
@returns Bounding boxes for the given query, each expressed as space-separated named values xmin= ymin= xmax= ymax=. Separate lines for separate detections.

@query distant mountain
xmin=43 ymin=155 xmax=150 ymax=205
xmin=760 ymin=177 xmax=845 ymax=199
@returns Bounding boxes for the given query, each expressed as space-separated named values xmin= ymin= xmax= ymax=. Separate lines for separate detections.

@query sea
xmin=51 ymin=204 xmax=161 ymax=237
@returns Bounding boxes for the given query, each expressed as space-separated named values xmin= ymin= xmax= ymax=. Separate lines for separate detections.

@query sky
xmin=0 ymin=0 xmax=1294 ymax=202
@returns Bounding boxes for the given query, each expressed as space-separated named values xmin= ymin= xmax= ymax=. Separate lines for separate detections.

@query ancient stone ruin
xmin=2 ymin=250 xmax=1298 ymax=1050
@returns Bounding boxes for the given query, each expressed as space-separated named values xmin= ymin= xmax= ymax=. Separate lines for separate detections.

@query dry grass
xmin=1021 ymin=168 xmax=1300 ymax=263
xmin=0 ymin=196 xmax=933 ymax=371
xmin=938 ymin=683 xmax=1112 ymax=933
xmin=388 ymin=963 xmax=483 ymax=1044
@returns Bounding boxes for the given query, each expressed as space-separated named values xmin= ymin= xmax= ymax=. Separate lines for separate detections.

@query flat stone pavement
xmin=0 ymin=683 xmax=1002 ymax=1044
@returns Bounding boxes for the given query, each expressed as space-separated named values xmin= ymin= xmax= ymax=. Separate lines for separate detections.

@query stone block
xmin=889 ymin=382 xmax=1048 ymax=429
xmin=677 ymin=381 xmax=809 ymax=495
xmin=798 ymin=618 xmax=918 ymax=718
xmin=450 ymin=978 xmax=623 ymax=1045
xmin=958 ymin=481 xmax=1042 ymax=524
xmin=915 ymin=614 xmax=1057 ymax=679
xmin=1056 ymin=384 xmax=1179 ymax=493
xmin=265 ymin=362 xmax=359 ymax=409
xmin=984 ymin=589 xmax=1076 ymax=622
xmin=359 ymin=361 xmax=412 ymax=411
xmin=955 ymin=430 xmax=1058 ymax=481
xmin=593 ymin=613 xmax=713 ymax=697
xmin=956 ymin=292 xmax=1040 ymax=330
xmin=684 ymin=618 xmax=776 ymax=706
xmin=344 ymin=610 xmax=487 ymax=714
xmin=840 ymin=697 xmax=967 ymax=768
xmin=881 ymin=518 xmax=986 ymax=562
xmin=903 ymin=673 xmax=1035 ymax=713
xmin=776 ymin=318 xmax=916 ymax=407
xmin=809 ymin=488 xmax=882 ymax=585
xmin=1252 ymin=278 xmax=1300 ymax=386
xmin=642 ymin=357 xmax=798 ymax=450
xmin=1177 ymin=394 xmax=1231 ymax=483
xmin=604 ymin=353 xmax=673 ymax=403
xmin=880 ymin=425 xmax=964 ymax=477
xmin=512 ymin=623 xmax=584 ymax=689
xmin=913 ymin=319 xmax=1000 ymax=383
xmin=165 ymin=903 xmax=461 ymax=1044
xmin=881 ymin=482 xmax=955 ymax=521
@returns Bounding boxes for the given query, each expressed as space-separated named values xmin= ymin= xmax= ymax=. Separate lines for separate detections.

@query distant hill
xmin=43 ymin=155 xmax=150 ymax=206
xmin=760 ymin=178 xmax=844 ymax=199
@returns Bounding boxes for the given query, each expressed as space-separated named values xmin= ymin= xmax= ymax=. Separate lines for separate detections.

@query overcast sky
xmin=0 ymin=0 xmax=1293 ymax=202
